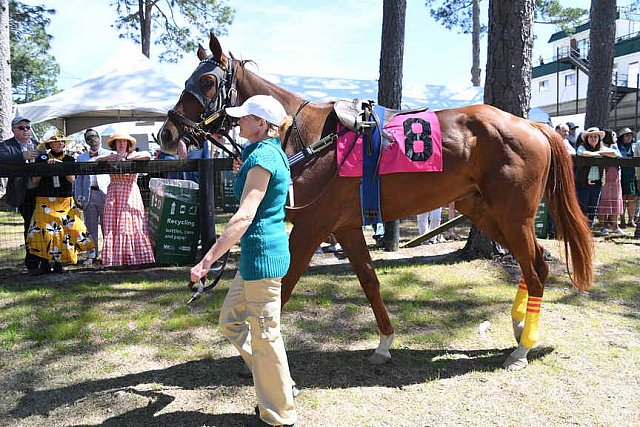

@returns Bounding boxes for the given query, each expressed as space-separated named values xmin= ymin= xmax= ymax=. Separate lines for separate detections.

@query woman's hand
xmin=98 ymin=152 xmax=123 ymax=161
xmin=233 ymin=158 xmax=243 ymax=173
xmin=190 ymin=258 xmax=213 ymax=284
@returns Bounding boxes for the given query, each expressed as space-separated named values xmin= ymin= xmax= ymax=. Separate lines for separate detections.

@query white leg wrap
xmin=368 ymin=333 xmax=394 ymax=364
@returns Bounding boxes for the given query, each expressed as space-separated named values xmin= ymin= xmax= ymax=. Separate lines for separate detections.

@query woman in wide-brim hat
xmin=616 ymin=127 xmax=637 ymax=227
xmin=27 ymin=129 xmax=95 ymax=274
xmin=596 ymin=129 xmax=624 ymax=235
xmin=579 ymin=126 xmax=606 ymax=143
xmin=575 ymin=126 xmax=618 ymax=230
xmin=106 ymin=133 xmax=137 ymax=152
xmin=35 ymin=129 xmax=74 ymax=152
xmin=97 ymin=133 xmax=155 ymax=267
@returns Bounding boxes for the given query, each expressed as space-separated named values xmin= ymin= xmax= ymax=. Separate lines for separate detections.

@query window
xmin=629 ymin=62 xmax=639 ymax=88
xmin=539 ymin=80 xmax=549 ymax=92
xmin=565 ymin=73 xmax=576 ymax=86
xmin=577 ymin=39 xmax=589 ymax=59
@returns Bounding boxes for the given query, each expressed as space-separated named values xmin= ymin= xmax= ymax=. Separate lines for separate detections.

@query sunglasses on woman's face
xmin=15 ymin=126 xmax=31 ymax=130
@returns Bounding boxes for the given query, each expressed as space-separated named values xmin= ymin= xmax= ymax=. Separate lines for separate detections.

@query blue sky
xmin=25 ymin=0 xmax=612 ymax=91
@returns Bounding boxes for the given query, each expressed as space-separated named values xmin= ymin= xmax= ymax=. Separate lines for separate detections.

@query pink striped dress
xmin=102 ymin=173 xmax=155 ymax=266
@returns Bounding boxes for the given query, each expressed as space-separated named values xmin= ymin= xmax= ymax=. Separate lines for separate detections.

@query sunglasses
xmin=86 ymin=134 xmax=100 ymax=141
xmin=15 ymin=126 xmax=31 ymax=130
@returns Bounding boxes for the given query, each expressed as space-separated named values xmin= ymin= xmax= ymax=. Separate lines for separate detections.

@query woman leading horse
xmin=160 ymin=33 xmax=593 ymax=371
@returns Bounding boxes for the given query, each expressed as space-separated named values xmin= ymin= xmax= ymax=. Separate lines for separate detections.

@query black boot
xmin=39 ymin=259 xmax=52 ymax=275
xmin=52 ymin=262 xmax=64 ymax=274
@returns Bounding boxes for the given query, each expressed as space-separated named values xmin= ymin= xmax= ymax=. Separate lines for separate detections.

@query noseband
xmin=168 ymin=57 xmax=242 ymax=159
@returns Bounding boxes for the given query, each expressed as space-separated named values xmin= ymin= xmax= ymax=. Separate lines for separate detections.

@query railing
xmin=0 ymin=158 xmax=233 ymax=271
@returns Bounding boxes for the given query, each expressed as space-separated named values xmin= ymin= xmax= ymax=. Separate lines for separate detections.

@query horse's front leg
xmin=281 ymin=222 xmax=331 ymax=305
xmin=334 ymin=227 xmax=394 ymax=364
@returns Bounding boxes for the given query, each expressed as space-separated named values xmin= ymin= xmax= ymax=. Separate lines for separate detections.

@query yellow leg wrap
xmin=520 ymin=296 xmax=542 ymax=349
xmin=510 ymin=278 xmax=528 ymax=323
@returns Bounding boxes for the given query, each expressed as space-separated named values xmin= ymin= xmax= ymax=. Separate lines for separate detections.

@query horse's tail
xmin=534 ymin=122 xmax=593 ymax=292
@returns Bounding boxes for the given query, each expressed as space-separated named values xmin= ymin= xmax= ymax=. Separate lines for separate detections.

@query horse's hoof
xmin=503 ymin=355 xmax=528 ymax=371
xmin=368 ymin=351 xmax=391 ymax=365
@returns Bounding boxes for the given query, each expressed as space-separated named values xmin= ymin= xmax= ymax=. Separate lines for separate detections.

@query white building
xmin=531 ymin=8 xmax=640 ymax=130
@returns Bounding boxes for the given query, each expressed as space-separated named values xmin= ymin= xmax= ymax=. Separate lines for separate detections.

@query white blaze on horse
xmin=160 ymin=33 xmax=593 ymax=371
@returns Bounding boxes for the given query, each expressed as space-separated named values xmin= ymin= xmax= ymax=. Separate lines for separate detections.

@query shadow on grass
xmin=10 ymin=346 xmax=554 ymax=426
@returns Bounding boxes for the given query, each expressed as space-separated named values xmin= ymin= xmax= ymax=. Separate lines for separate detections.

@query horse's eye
xmin=201 ymin=77 xmax=216 ymax=89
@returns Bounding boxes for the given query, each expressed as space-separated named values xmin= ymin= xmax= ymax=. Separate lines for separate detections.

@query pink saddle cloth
xmin=337 ymin=110 xmax=443 ymax=177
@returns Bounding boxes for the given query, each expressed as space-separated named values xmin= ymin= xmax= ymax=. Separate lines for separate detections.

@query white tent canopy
xmin=15 ymin=46 xmax=183 ymax=134
xmin=15 ymin=45 xmax=489 ymax=137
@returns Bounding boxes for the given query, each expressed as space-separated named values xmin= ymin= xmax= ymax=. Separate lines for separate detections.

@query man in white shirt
xmin=74 ymin=129 xmax=111 ymax=265
xmin=555 ymin=123 xmax=576 ymax=155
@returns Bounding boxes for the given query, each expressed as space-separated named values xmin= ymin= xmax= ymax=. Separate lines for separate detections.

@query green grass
xmin=0 ymin=236 xmax=639 ymax=426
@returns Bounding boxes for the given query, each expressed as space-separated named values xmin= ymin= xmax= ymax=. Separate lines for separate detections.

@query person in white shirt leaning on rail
xmin=74 ymin=129 xmax=111 ymax=266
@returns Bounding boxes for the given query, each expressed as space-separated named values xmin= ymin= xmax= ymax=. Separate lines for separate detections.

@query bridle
xmin=168 ymin=56 xmax=242 ymax=159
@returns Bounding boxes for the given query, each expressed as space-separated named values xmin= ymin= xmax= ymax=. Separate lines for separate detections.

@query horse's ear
xmin=209 ymin=32 xmax=227 ymax=65
xmin=197 ymin=44 xmax=207 ymax=61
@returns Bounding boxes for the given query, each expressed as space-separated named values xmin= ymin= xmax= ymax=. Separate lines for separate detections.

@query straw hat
xmin=580 ymin=126 xmax=605 ymax=141
xmin=618 ymin=127 xmax=634 ymax=138
xmin=106 ymin=133 xmax=137 ymax=151
xmin=36 ymin=129 xmax=72 ymax=150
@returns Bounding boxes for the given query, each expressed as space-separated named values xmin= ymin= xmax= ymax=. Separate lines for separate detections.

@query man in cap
xmin=0 ymin=116 xmax=42 ymax=273
xmin=74 ymin=129 xmax=111 ymax=266
xmin=566 ymin=122 xmax=579 ymax=149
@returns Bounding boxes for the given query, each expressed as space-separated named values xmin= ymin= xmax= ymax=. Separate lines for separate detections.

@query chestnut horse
xmin=160 ymin=34 xmax=593 ymax=371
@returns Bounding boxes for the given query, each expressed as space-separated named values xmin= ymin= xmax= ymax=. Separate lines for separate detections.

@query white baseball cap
xmin=225 ymin=95 xmax=287 ymax=125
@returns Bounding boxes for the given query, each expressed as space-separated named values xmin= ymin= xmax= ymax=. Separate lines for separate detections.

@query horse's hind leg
xmin=333 ymin=227 xmax=394 ymax=364
xmin=457 ymin=195 xmax=547 ymax=371
xmin=501 ymin=223 xmax=549 ymax=371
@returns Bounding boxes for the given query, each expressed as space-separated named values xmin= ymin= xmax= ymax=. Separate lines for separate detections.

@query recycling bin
xmin=148 ymin=178 xmax=200 ymax=264
xmin=534 ymin=201 xmax=549 ymax=239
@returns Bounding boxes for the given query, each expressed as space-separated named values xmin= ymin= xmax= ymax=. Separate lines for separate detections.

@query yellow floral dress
xmin=26 ymin=151 xmax=95 ymax=264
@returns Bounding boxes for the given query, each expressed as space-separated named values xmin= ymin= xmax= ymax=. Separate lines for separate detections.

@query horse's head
xmin=159 ymin=33 xmax=238 ymax=156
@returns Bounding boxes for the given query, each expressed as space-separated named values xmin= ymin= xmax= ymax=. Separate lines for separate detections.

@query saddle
xmin=333 ymin=99 xmax=430 ymax=133
xmin=334 ymin=98 xmax=375 ymax=132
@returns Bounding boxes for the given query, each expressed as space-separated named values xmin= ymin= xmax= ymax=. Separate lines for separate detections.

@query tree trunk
xmin=463 ymin=0 xmax=534 ymax=259
xmin=483 ymin=0 xmax=533 ymax=116
xmin=378 ymin=0 xmax=406 ymax=252
xmin=471 ymin=0 xmax=481 ymax=86
xmin=139 ymin=0 xmax=152 ymax=58
xmin=584 ymin=0 xmax=616 ymax=129
xmin=0 ymin=0 xmax=11 ymax=140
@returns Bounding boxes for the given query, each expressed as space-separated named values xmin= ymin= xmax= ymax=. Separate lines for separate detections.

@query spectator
xmin=555 ymin=123 xmax=576 ymax=155
xmin=98 ymin=133 xmax=155 ymax=267
xmin=317 ymin=233 xmax=341 ymax=253
xmin=596 ymin=130 xmax=623 ymax=235
xmin=616 ymin=128 xmax=637 ymax=228
xmin=190 ymin=95 xmax=297 ymax=427
xmin=417 ymin=208 xmax=443 ymax=244
xmin=27 ymin=130 xmax=95 ymax=274
xmin=0 ymin=116 xmax=42 ymax=274
xmin=74 ymin=129 xmax=111 ymax=266
xmin=575 ymin=127 xmax=617 ymax=230
xmin=566 ymin=122 xmax=580 ymax=149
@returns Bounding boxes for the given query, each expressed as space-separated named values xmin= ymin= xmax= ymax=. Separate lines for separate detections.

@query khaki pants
xmin=219 ymin=272 xmax=297 ymax=426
